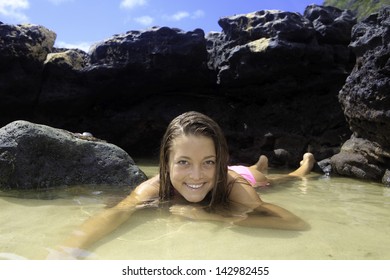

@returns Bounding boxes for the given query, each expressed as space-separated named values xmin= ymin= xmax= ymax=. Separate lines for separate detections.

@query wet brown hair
xmin=159 ymin=111 xmax=230 ymax=207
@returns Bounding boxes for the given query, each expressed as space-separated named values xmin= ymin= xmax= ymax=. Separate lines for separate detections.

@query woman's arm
xmin=170 ymin=179 xmax=309 ymax=231
xmin=232 ymin=201 xmax=310 ymax=230
xmin=228 ymin=181 xmax=310 ymax=231
xmin=48 ymin=175 xmax=160 ymax=259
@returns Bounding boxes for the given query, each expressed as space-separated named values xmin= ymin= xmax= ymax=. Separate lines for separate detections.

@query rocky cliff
xmin=0 ymin=5 xmax=357 ymax=172
xmin=329 ymin=6 xmax=390 ymax=184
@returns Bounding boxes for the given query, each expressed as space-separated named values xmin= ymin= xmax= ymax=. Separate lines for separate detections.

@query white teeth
xmin=186 ymin=183 xmax=203 ymax=189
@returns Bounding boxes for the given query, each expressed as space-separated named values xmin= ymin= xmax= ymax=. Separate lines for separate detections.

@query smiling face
xmin=168 ymin=134 xmax=216 ymax=203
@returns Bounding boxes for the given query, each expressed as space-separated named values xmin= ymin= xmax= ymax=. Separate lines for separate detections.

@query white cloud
xmin=192 ymin=9 xmax=205 ymax=19
xmin=163 ymin=10 xmax=205 ymax=22
xmin=55 ymin=40 xmax=92 ymax=52
xmin=163 ymin=11 xmax=189 ymax=21
xmin=120 ymin=0 xmax=147 ymax=10
xmin=0 ymin=0 xmax=29 ymax=22
xmin=134 ymin=15 xmax=154 ymax=26
xmin=47 ymin=0 xmax=74 ymax=5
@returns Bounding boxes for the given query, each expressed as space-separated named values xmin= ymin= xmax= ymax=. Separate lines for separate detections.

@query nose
xmin=189 ymin=165 xmax=203 ymax=180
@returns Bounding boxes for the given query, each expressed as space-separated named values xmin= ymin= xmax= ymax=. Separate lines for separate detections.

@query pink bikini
xmin=228 ymin=165 xmax=257 ymax=185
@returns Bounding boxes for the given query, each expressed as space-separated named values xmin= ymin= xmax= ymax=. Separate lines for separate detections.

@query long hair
xmin=159 ymin=111 xmax=230 ymax=207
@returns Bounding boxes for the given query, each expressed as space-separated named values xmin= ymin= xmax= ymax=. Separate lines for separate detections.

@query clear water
xmin=1 ymin=162 xmax=389 ymax=260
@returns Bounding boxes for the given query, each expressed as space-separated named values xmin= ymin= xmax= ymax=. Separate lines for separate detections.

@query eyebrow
xmin=177 ymin=155 xmax=216 ymax=160
xmin=204 ymin=156 xmax=216 ymax=159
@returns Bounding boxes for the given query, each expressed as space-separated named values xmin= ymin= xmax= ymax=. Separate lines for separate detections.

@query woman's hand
xmin=169 ymin=205 xmax=247 ymax=224
xmin=46 ymin=246 xmax=97 ymax=260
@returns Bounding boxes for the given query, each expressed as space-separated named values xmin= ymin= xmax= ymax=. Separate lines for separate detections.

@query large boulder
xmin=331 ymin=6 xmax=390 ymax=183
xmin=0 ymin=121 xmax=147 ymax=190
xmin=339 ymin=6 xmax=390 ymax=146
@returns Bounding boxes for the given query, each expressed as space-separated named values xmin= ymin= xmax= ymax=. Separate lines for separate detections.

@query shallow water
xmin=0 ymin=163 xmax=389 ymax=260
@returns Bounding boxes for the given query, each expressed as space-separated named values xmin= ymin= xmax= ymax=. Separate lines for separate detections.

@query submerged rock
xmin=0 ymin=121 xmax=147 ymax=190
xmin=330 ymin=136 xmax=387 ymax=180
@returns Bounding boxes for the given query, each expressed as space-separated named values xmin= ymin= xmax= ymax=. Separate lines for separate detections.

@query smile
xmin=185 ymin=183 xmax=204 ymax=189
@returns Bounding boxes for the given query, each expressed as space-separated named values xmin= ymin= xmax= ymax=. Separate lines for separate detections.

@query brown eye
xmin=204 ymin=160 xmax=216 ymax=167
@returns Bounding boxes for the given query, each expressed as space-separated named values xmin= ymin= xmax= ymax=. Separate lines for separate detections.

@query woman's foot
xmin=300 ymin=153 xmax=315 ymax=169
xmin=289 ymin=153 xmax=315 ymax=177
xmin=255 ymin=155 xmax=268 ymax=172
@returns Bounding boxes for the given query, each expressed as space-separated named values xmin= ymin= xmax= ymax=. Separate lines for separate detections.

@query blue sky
xmin=1 ymin=0 xmax=324 ymax=51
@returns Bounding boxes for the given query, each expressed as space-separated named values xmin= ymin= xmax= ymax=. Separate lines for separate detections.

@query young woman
xmin=48 ymin=111 xmax=315 ymax=259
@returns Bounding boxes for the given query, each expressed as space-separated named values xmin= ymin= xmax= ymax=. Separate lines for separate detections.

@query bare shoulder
xmin=135 ymin=175 xmax=160 ymax=196
xmin=228 ymin=171 xmax=263 ymax=209
xmin=116 ymin=175 xmax=160 ymax=208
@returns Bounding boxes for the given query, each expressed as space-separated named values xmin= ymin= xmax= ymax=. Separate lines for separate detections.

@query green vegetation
xmin=324 ymin=0 xmax=390 ymax=20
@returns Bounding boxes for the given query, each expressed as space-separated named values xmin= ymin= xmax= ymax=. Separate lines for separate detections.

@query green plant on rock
xmin=324 ymin=0 xmax=390 ymax=20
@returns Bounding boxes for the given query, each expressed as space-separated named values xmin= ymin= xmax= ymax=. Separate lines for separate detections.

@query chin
xmin=184 ymin=194 xmax=207 ymax=203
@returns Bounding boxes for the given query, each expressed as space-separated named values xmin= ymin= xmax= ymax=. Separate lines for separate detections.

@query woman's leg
xmin=254 ymin=155 xmax=268 ymax=173
xmin=288 ymin=153 xmax=315 ymax=177
xmin=248 ymin=155 xmax=269 ymax=187
xmin=249 ymin=153 xmax=315 ymax=186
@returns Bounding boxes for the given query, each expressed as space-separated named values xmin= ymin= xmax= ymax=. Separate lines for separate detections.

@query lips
xmin=185 ymin=183 xmax=204 ymax=189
